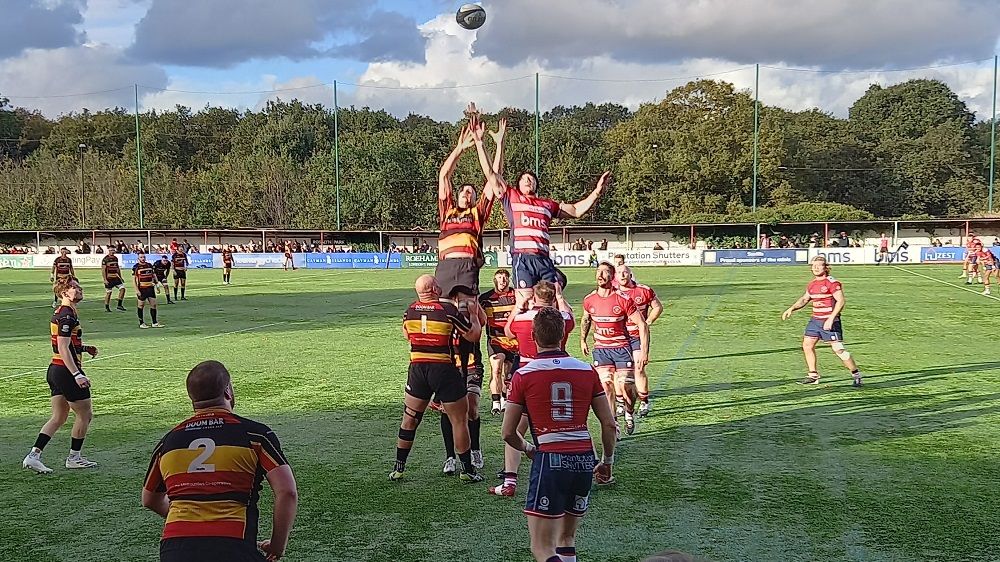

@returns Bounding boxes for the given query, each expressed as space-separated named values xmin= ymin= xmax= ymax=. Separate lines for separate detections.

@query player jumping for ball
xmin=782 ymin=255 xmax=863 ymax=387
xmin=470 ymin=106 xmax=611 ymax=307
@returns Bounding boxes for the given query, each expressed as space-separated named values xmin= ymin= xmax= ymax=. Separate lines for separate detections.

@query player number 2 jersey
xmin=143 ymin=409 xmax=288 ymax=543
xmin=807 ymin=276 xmax=842 ymax=320
xmin=583 ymin=290 xmax=637 ymax=349
xmin=507 ymin=351 xmax=605 ymax=453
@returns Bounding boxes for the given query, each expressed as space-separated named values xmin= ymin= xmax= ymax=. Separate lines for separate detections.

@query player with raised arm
xmin=502 ymin=307 xmax=617 ymax=562
xmin=222 ymin=246 xmax=235 ymax=285
xmin=134 ymin=252 xmax=163 ymax=328
xmin=782 ymin=255 xmax=864 ymax=387
xmin=615 ymin=265 xmax=663 ymax=417
xmin=143 ymin=361 xmax=298 ymax=562
xmin=153 ymin=255 xmax=175 ymax=304
xmin=102 ymin=247 xmax=127 ymax=312
xmin=470 ymin=110 xmax=611 ymax=309
xmin=580 ymin=262 xmax=649 ymax=436
xmin=390 ymin=274 xmax=484 ymax=483
xmin=50 ymin=248 xmax=75 ymax=307
xmin=490 ymin=280 xmax=574 ymax=498
xmin=172 ymin=247 xmax=190 ymax=302
xmin=23 ymin=277 xmax=99 ymax=473
xmin=479 ymin=269 xmax=519 ymax=415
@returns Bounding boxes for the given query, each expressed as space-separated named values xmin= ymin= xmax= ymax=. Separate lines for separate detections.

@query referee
xmin=142 ymin=361 xmax=298 ymax=562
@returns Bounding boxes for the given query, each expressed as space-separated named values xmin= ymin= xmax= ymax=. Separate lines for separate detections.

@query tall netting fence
xmin=0 ymin=59 xmax=997 ymax=232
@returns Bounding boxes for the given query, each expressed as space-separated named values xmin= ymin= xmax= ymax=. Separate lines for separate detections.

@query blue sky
xmin=3 ymin=0 xmax=1000 ymax=120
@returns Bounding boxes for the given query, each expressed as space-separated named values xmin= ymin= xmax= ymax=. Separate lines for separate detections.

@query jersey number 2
xmin=420 ymin=314 xmax=428 ymax=334
xmin=187 ymin=438 xmax=217 ymax=473
xmin=551 ymin=382 xmax=573 ymax=421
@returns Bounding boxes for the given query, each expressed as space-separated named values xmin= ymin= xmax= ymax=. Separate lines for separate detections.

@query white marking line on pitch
xmin=891 ymin=266 xmax=1000 ymax=303
xmin=200 ymin=321 xmax=284 ymax=340
xmin=0 ymin=303 xmax=56 ymax=313
xmin=0 ymin=352 xmax=132 ymax=381
xmin=355 ymin=297 xmax=406 ymax=309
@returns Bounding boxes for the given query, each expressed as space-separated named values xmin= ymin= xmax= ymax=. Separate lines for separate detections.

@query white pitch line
xmin=0 ymin=303 xmax=57 ymax=313
xmin=891 ymin=266 xmax=1000 ymax=302
xmin=0 ymin=352 xmax=132 ymax=381
xmin=200 ymin=321 xmax=284 ymax=340
xmin=355 ymin=297 xmax=406 ymax=309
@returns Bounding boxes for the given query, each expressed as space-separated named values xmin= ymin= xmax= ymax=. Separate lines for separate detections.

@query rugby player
xmin=781 ymin=255 xmax=864 ymax=387
xmin=615 ymin=265 xmax=662 ymax=417
xmin=439 ymin=304 xmax=488 ymax=474
xmin=172 ymin=247 xmax=190 ymax=301
xmin=479 ymin=269 xmax=519 ymax=415
xmin=502 ymin=307 xmax=617 ymax=562
xmin=877 ymin=233 xmax=890 ymax=263
xmin=976 ymin=243 xmax=997 ymax=295
xmin=581 ymin=262 xmax=649 ymax=436
xmin=390 ymin=274 xmax=484 ymax=483
xmin=962 ymin=232 xmax=983 ymax=284
xmin=471 ymin=115 xmax=610 ymax=308
xmin=101 ymin=247 xmax=127 ymax=312
xmin=222 ymin=247 xmax=235 ymax=284
xmin=143 ymin=361 xmax=298 ymax=562
xmin=490 ymin=280 xmax=574 ymax=497
xmin=283 ymin=246 xmax=296 ymax=271
xmin=153 ymin=255 xmax=175 ymax=304
xmin=50 ymin=248 xmax=75 ymax=307
xmin=134 ymin=252 xmax=163 ymax=328
xmin=23 ymin=277 xmax=99 ymax=473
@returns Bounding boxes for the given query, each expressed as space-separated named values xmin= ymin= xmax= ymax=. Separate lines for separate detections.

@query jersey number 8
xmin=550 ymin=382 xmax=573 ymax=421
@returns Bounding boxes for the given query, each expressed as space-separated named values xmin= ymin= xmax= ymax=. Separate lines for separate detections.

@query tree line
xmin=0 ymin=78 xmax=994 ymax=231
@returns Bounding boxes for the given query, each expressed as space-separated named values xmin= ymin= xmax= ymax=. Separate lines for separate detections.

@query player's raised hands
xmin=595 ymin=171 xmax=612 ymax=191
xmin=490 ymin=117 xmax=507 ymax=145
xmin=455 ymin=124 xmax=475 ymax=151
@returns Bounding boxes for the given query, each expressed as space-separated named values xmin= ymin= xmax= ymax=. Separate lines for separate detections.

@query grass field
xmin=2 ymin=264 xmax=999 ymax=562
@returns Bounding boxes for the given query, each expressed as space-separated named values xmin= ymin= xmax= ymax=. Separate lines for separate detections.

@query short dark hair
xmin=186 ymin=360 xmax=231 ymax=403
xmin=598 ymin=261 xmax=616 ymax=275
xmin=532 ymin=307 xmax=565 ymax=349
xmin=494 ymin=268 xmax=510 ymax=278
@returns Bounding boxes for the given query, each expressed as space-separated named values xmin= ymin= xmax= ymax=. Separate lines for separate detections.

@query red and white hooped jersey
xmin=807 ymin=276 xmax=843 ymax=320
xmin=967 ymin=237 xmax=982 ymax=252
xmin=501 ymin=187 xmax=561 ymax=256
xmin=616 ymin=282 xmax=656 ymax=339
xmin=508 ymin=306 xmax=575 ymax=366
xmin=583 ymin=290 xmax=637 ymax=349
xmin=507 ymin=351 xmax=605 ymax=454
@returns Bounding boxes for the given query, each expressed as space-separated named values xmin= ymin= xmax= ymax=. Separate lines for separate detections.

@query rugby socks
xmin=150 ymin=308 xmax=158 ymax=324
xmin=32 ymin=433 xmax=52 ymax=454
xmin=458 ymin=450 xmax=474 ymax=474
xmin=556 ymin=547 xmax=577 ymax=562
xmin=173 ymin=287 xmax=178 ymax=300
xmin=502 ymin=471 xmax=517 ymax=488
xmin=181 ymin=287 xmax=186 ymax=299
xmin=440 ymin=414 xmax=455 ymax=459
xmin=70 ymin=437 xmax=85 ymax=457
xmin=117 ymin=297 xmax=123 ymax=308
xmin=546 ymin=557 xmax=562 ymax=562
xmin=616 ymin=395 xmax=625 ymax=414
xmin=639 ymin=392 xmax=650 ymax=405
xmin=851 ymin=369 xmax=862 ymax=381
xmin=469 ymin=417 xmax=481 ymax=451
xmin=137 ymin=308 xmax=144 ymax=323
xmin=394 ymin=449 xmax=410 ymax=473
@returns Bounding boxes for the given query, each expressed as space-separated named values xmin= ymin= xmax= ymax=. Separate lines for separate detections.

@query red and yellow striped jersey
xmin=478 ymin=287 xmax=518 ymax=351
xmin=53 ymin=255 xmax=73 ymax=277
xmin=102 ymin=255 xmax=122 ymax=278
xmin=403 ymin=300 xmax=472 ymax=363
xmin=438 ymin=193 xmax=492 ymax=260
xmin=143 ymin=409 xmax=288 ymax=542
xmin=50 ymin=305 xmax=82 ymax=367
xmin=133 ymin=261 xmax=156 ymax=288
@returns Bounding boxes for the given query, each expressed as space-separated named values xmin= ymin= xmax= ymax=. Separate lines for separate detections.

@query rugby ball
xmin=456 ymin=4 xmax=487 ymax=30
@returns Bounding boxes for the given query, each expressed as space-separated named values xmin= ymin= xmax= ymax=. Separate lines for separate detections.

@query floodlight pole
xmin=990 ymin=55 xmax=997 ymax=213
xmin=333 ymin=80 xmax=342 ymax=231
xmin=135 ymin=84 xmax=145 ymax=229
xmin=534 ymin=73 xmax=540 ymax=176
xmin=752 ymin=63 xmax=759 ymax=212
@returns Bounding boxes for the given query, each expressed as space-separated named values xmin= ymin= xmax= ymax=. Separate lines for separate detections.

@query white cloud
xmin=345 ymin=15 xmax=999 ymax=121
xmin=0 ymin=45 xmax=167 ymax=116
